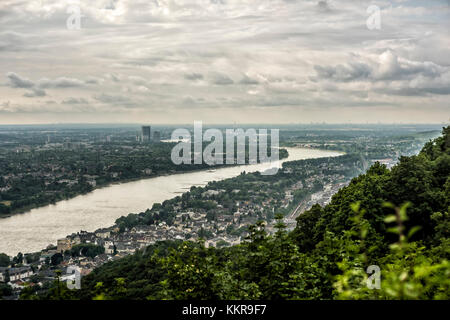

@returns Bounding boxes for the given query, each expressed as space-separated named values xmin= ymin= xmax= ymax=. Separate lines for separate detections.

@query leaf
xmin=350 ymin=202 xmax=361 ymax=213
xmin=382 ymin=202 xmax=395 ymax=209
xmin=407 ymin=226 xmax=422 ymax=239
xmin=361 ymin=228 xmax=368 ymax=239
xmin=387 ymin=227 xmax=399 ymax=234
xmin=399 ymin=202 xmax=412 ymax=221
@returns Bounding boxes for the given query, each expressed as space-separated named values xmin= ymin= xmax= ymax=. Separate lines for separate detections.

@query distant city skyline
xmin=0 ymin=0 xmax=449 ymax=125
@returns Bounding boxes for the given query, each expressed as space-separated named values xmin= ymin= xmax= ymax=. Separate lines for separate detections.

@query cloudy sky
xmin=0 ymin=0 xmax=449 ymax=124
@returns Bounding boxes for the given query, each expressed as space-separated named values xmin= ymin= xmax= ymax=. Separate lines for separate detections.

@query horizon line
xmin=0 ymin=122 xmax=448 ymax=127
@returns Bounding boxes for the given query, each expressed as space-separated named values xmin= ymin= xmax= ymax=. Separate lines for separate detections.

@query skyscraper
xmin=153 ymin=131 xmax=161 ymax=143
xmin=142 ymin=126 xmax=151 ymax=142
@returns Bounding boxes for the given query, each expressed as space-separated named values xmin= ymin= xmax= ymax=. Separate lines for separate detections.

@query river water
xmin=0 ymin=148 xmax=342 ymax=256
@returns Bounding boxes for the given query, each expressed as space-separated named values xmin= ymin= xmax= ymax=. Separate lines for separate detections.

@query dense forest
xmin=27 ymin=127 xmax=449 ymax=300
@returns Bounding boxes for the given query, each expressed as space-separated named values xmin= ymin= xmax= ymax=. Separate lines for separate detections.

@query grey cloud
xmin=6 ymin=72 xmax=34 ymax=88
xmin=62 ymin=97 xmax=89 ymax=104
xmin=105 ymin=73 xmax=122 ymax=82
xmin=128 ymin=76 xmax=148 ymax=85
xmin=184 ymin=73 xmax=204 ymax=81
xmin=239 ymin=75 xmax=259 ymax=85
xmin=212 ymin=73 xmax=234 ymax=85
xmin=38 ymin=77 xmax=85 ymax=88
xmin=0 ymin=31 xmax=28 ymax=52
xmin=317 ymin=1 xmax=331 ymax=13
xmin=6 ymin=72 xmax=86 ymax=98
xmin=93 ymin=93 xmax=136 ymax=107
xmin=23 ymin=88 xmax=46 ymax=97
xmin=375 ymin=86 xmax=450 ymax=97
xmin=85 ymin=76 xmax=103 ymax=84
xmin=313 ymin=51 xmax=448 ymax=83
xmin=313 ymin=62 xmax=372 ymax=82
xmin=373 ymin=51 xmax=443 ymax=81
xmin=182 ymin=96 xmax=197 ymax=105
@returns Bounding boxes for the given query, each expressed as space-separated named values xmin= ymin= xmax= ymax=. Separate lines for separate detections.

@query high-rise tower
xmin=153 ymin=130 xmax=161 ymax=143
xmin=141 ymin=126 xmax=151 ymax=142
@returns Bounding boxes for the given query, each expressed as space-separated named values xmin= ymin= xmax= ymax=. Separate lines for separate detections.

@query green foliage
xmin=0 ymin=283 xmax=12 ymax=297
xmin=12 ymin=252 xmax=23 ymax=265
xmin=159 ymin=241 xmax=219 ymax=299
xmin=67 ymin=243 xmax=105 ymax=258
xmin=0 ymin=253 xmax=10 ymax=267
xmin=35 ymin=126 xmax=450 ymax=300
xmin=50 ymin=253 xmax=63 ymax=266
xmin=29 ymin=270 xmax=79 ymax=300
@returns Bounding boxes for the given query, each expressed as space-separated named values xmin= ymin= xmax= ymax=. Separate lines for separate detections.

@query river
xmin=0 ymin=148 xmax=342 ymax=256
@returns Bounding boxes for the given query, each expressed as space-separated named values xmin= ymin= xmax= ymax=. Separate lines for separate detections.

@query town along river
xmin=0 ymin=148 xmax=342 ymax=256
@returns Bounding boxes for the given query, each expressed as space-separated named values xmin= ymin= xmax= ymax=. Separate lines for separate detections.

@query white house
xmin=8 ymin=267 xmax=34 ymax=282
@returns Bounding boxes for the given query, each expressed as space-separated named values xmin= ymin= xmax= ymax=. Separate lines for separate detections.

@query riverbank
xmin=0 ymin=148 xmax=343 ymax=256
xmin=0 ymin=150 xmax=290 ymax=219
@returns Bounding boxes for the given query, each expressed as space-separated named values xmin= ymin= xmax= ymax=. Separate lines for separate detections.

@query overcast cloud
xmin=0 ymin=0 xmax=449 ymax=124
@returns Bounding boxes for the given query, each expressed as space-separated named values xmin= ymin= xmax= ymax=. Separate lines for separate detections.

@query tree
xmin=0 ymin=283 xmax=12 ymax=297
xmin=51 ymin=253 xmax=63 ymax=266
xmin=293 ymin=204 xmax=323 ymax=252
xmin=0 ymin=253 xmax=10 ymax=267
xmin=12 ymin=252 xmax=23 ymax=265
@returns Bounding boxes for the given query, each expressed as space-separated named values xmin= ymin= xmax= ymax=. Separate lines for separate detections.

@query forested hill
xmin=39 ymin=127 xmax=449 ymax=300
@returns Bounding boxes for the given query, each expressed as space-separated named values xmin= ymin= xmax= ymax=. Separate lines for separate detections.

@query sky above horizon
xmin=0 ymin=0 xmax=449 ymax=125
